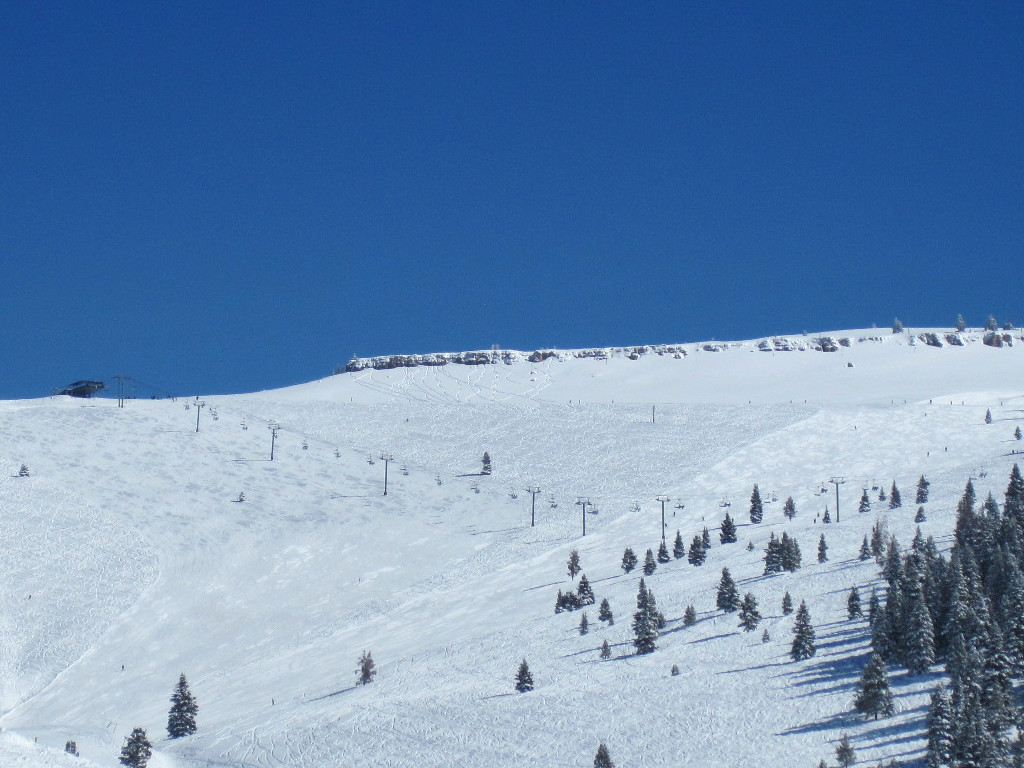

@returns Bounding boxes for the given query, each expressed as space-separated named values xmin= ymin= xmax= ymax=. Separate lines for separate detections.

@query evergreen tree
xmin=683 ymin=605 xmax=697 ymax=627
xmin=903 ymin=585 xmax=936 ymax=675
xmin=594 ymin=743 xmax=614 ymax=768
xmin=917 ymin=475 xmax=930 ymax=504
xmin=356 ymin=651 xmax=376 ymax=685
xmin=481 ymin=451 xmax=492 ymax=474
xmin=1017 ymin=426 xmax=1022 ymax=441
xmin=764 ymin=533 xmax=783 ymax=574
xmin=956 ymin=313 xmax=966 ymax=332
xmin=64 ymin=741 xmax=78 ymax=756
xmin=716 ymin=568 xmax=740 ymax=612
xmin=643 ymin=548 xmax=657 ymax=576
xmin=647 ymin=589 xmax=666 ymax=630
xmin=817 ymin=534 xmax=828 ymax=563
xmin=889 ymin=482 xmax=902 ymax=509
xmin=167 ymin=673 xmax=198 ymax=738
xmin=915 ymin=506 xmax=927 ymax=523
xmin=738 ymin=592 xmax=761 ymax=631
xmin=762 ymin=628 xmax=770 ymax=643
xmin=926 ymin=685 xmax=954 ymax=768
xmin=780 ymin=532 xmax=802 ymax=572
xmin=870 ymin=522 xmax=886 ymax=561
xmin=719 ymin=512 xmax=738 ymax=544
xmin=598 ymin=597 xmax=613 ymax=625
xmin=987 ymin=314 xmax=999 ymax=331
xmin=657 ymin=539 xmax=671 ymax=563
xmin=822 ymin=507 xmax=831 ymax=524
xmin=600 ymin=639 xmax=611 ymax=659
xmin=879 ymin=487 xmax=887 ymax=502
xmin=790 ymin=601 xmax=816 ymax=660
xmin=750 ymin=484 xmax=764 ymax=524
xmin=782 ymin=590 xmax=794 ymax=615
xmin=632 ymin=578 xmax=658 ymax=654
xmin=119 ymin=728 xmax=152 ymax=768
xmin=853 ymin=653 xmax=894 ymax=719
xmin=848 ymin=587 xmax=862 ymax=619
xmin=672 ymin=530 xmax=685 ymax=559
xmin=621 ymin=547 xmax=638 ymax=573
xmin=783 ymin=496 xmax=797 ymax=520
xmin=835 ymin=734 xmax=855 ymax=768
xmin=868 ymin=588 xmax=880 ymax=625
xmin=577 ymin=574 xmax=595 ymax=605
xmin=859 ymin=489 xmax=871 ymax=514
xmin=579 ymin=612 xmax=589 ymax=635
xmin=17 ymin=463 xmax=29 ymax=478
xmin=514 ymin=658 xmax=534 ymax=692
xmin=892 ymin=317 xmax=904 ymax=333
xmin=859 ymin=536 xmax=872 ymax=561
xmin=702 ymin=527 xmax=711 ymax=549
xmin=986 ymin=408 xmax=993 ymax=424
xmin=688 ymin=535 xmax=707 ymax=566
xmin=567 ymin=549 xmax=582 ymax=579
xmin=1005 ymin=464 xmax=1024 ymax=525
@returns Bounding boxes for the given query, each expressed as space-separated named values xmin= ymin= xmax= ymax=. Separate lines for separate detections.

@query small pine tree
xmin=701 ymin=526 xmax=711 ymax=548
xmin=835 ymin=733 xmax=855 ymax=768
xmin=817 ymin=534 xmax=828 ymax=563
xmin=867 ymin=588 xmax=880 ymax=625
xmin=17 ymin=464 xmax=29 ymax=477
xmin=1016 ymin=426 xmax=1023 ymax=441
xmin=599 ymin=639 xmax=611 ymax=659
xmin=670 ymin=664 xmax=680 ymax=676
xmin=892 ymin=318 xmax=903 ymax=334
xmin=926 ymin=684 xmax=954 ymax=768
xmin=847 ymin=587 xmax=862 ymax=619
xmin=643 ymin=548 xmax=657 ymax=576
xmin=481 ymin=451 xmax=492 ymax=474
xmin=956 ymin=313 xmax=966 ymax=332
xmin=780 ymin=532 xmax=801 ymax=572
xmin=621 ymin=547 xmax=637 ymax=573
xmin=672 ymin=530 xmax=685 ymax=559
xmin=889 ymin=482 xmax=901 ymax=509
xmin=853 ymin=653 xmax=894 ymax=719
xmin=986 ymin=408 xmax=993 ymax=424
xmin=822 ymin=507 xmax=831 ymax=524
xmin=719 ymin=512 xmax=738 ymax=544
xmin=790 ymin=601 xmax=816 ymax=660
xmin=716 ymin=568 xmax=740 ymax=612
xmin=687 ymin=536 xmax=707 ymax=566
xmin=683 ymin=604 xmax=697 ymax=626
xmin=356 ymin=650 xmax=376 ymax=685
xmin=577 ymin=574 xmax=595 ymax=605
xmin=782 ymin=591 xmax=793 ymax=615
xmin=514 ymin=658 xmax=534 ymax=692
xmin=858 ymin=489 xmax=871 ymax=514
xmin=750 ymin=484 xmax=764 ymax=524
xmin=738 ymin=592 xmax=761 ymax=632
xmin=914 ymin=506 xmax=926 ymax=523
xmin=632 ymin=578 xmax=658 ymax=655
xmin=859 ymin=536 xmax=871 ymax=560
xmin=783 ymin=496 xmax=796 ymax=520
xmin=878 ymin=487 xmax=887 ymax=502
xmin=598 ymin=597 xmax=613 ymax=624
xmin=594 ymin=742 xmax=614 ymax=768
xmin=657 ymin=539 xmax=671 ymax=563
xmin=579 ymin=612 xmax=589 ymax=635
xmin=567 ymin=549 xmax=582 ymax=579
xmin=64 ymin=741 xmax=79 ymax=756
xmin=764 ymin=533 xmax=783 ymax=574
xmin=987 ymin=314 xmax=998 ymax=331
xmin=916 ymin=475 xmax=930 ymax=504
xmin=167 ymin=673 xmax=198 ymax=738
xmin=761 ymin=628 xmax=770 ymax=643
xmin=119 ymin=728 xmax=152 ymax=768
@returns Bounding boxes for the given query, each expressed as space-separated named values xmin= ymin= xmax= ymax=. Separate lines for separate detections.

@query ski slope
xmin=1 ymin=328 xmax=1022 ymax=767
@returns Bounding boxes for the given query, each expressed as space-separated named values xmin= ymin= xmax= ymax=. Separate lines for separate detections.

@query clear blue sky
xmin=2 ymin=2 xmax=1022 ymax=399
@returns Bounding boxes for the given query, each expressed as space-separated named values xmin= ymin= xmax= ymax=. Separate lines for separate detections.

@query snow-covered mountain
xmin=1 ymin=327 xmax=1022 ymax=767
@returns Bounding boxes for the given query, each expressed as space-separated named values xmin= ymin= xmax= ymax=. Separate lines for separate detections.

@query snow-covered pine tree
xmin=889 ymin=481 xmax=902 ymax=509
xmin=481 ymin=452 xmax=492 ymax=474
xmin=853 ymin=653 xmax=894 ymax=719
xmin=600 ymin=639 xmax=611 ymax=659
xmin=780 ymin=532 xmax=801 ymax=572
xmin=986 ymin=408 xmax=993 ymax=424
xmin=868 ymin=588 xmax=880 ymax=625
xmin=647 ymin=589 xmax=666 ymax=630
xmin=657 ymin=539 xmax=671 ymax=563
xmin=716 ymin=568 xmax=740 ymax=612
xmin=598 ymin=597 xmax=613 ymax=625
xmin=567 ymin=549 xmax=582 ymax=579
xmin=576 ymin=574 xmax=595 ymax=605
xmin=926 ymin=685 xmax=954 ymax=768
xmin=632 ymin=578 xmax=658 ymax=654
xmin=515 ymin=659 xmax=534 ymax=692
xmin=701 ymin=527 xmax=711 ymax=548
xmin=879 ymin=487 xmax=887 ymax=502
xmin=783 ymin=496 xmax=796 ymax=520
xmin=356 ymin=650 xmax=376 ymax=685
xmin=594 ymin=742 xmax=614 ymax=768
xmin=719 ymin=512 xmax=738 ymax=544
xmin=750 ymin=484 xmax=764 ymax=524
xmin=763 ymin=533 xmax=783 ymax=574
xmin=916 ymin=475 xmax=930 ymax=504
xmin=915 ymin=506 xmax=927 ymax=523
xmin=621 ymin=547 xmax=638 ymax=573
xmin=892 ymin=317 xmax=904 ymax=333
xmin=64 ymin=741 xmax=78 ymax=756
xmin=688 ymin=535 xmax=707 ymax=566
xmin=738 ymin=593 xmax=761 ymax=631
xmin=859 ymin=536 xmax=872 ymax=561
xmin=119 ymin=728 xmax=152 ymax=768
xmin=848 ymin=587 xmax=862 ymax=619
xmin=762 ymin=628 xmax=770 ymax=643
xmin=822 ymin=506 xmax=831 ymax=524
xmin=903 ymin=584 xmax=936 ymax=675
xmin=817 ymin=534 xmax=828 ymax=563
xmin=1005 ymin=464 xmax=1024 ymax=526
xmin=683 ymin=605 xmax=697 ymax=627
xmin=859 ymin=489 xmax=871 ymax=514
xmin=643 ymin=548 xmax=657 ymax=576
xmin=987 ymin=314 xmax=998 ymax=331
xmin=790 ymin=601 xmax=816 ymax=660
xmin=782 ymin=590 xmax=793 ymax=615
xmin=1017 ymin=426 xmax=1023 ymax=441
xmin=956 ymin=313 xmax=966 ymax=332
xmin=835 ymin=733 xmax=855 ymax=768
xmin=167 ymin=673 xmax=198 ymax=738
xmin=579 ymin=612 xmax=589 ymax=635
xmin=672 ymin=530 xmax=685 ymax=559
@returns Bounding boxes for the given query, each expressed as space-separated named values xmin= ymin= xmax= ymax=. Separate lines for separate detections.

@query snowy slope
xmin=1 ymin=328 xmax=1022 ymax=767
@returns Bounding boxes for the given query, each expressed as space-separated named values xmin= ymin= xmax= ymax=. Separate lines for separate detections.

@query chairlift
xmin=719 ymin=498 xmax=731 ymax=508
xmin=334 ymin=447 xmax=340 ymax=458
xmin=302 ymin=439 xmax=309 ymax=450
xmin=509 ymin=491 xmax=519 ymax=500
xmin=401 ymin=465 xmax=409 ymax=476
xmin=367 ymin=454 xmax=375 ymax=465
xmin=435 ymin=475 xmax=443 ymax=486
xmin=675 ymin=501 xmax=685 ymax=510
xmin=471 ymin=482 xmax=480 ymax=494
xmin=241 ymin=418 xmax=248 ymax=431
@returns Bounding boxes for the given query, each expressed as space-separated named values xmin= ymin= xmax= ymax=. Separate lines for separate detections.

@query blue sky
xmin=2 ymin=2 xmax=1022 ymax=399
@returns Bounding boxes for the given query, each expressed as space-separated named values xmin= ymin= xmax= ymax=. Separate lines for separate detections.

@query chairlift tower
xmin=576 ymin=496 xmax=591 ymax=536
xmin=268 ymin=422 xmax=280 ymax=461
xmin=380 ymin=453 xmax=394 ymax=495
xmin=829 ymin=477 xmax=846 ymax=522
xmin=656 ymin=495 xmax=670 ymax=542
xmin=194 ymin=399 xmax=205 ymax=432
xmin=525 ymin=486 xmax=541 ymax=527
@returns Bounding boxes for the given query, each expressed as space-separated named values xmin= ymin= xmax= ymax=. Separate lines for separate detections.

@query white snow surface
xmin=1 ymin=328 xmax=1023 ymax=767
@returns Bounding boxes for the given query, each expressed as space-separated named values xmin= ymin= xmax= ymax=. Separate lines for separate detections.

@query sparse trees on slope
xmin=167 ymin=673 xmax=198 ymax=738
xmin=119 ymin=728 xmax=152 ymax=768
xmin=621 ymin=547 xmax=638 ymax=573
xmin=750 ymin=484 xmax=764 ymax=524
xmin=853 ymin=653 xmax=894 ymax=719
xmin=598 ymin=597 xmax=613 ymax=625
xmin=515 ymin=659 xmax=534 ymax=692
xmin=791 ymin=601 xmax=816 ymax=660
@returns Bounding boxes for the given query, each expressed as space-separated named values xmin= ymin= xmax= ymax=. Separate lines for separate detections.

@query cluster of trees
xmin=764 ymin=532 xmax=802 ymax=574
xmin=117 ymin=675 xmax=198 ymax=768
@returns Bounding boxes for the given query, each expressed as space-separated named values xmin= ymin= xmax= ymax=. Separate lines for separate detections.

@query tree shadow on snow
xmin=308 ymin=685 xmax=358 ymax=702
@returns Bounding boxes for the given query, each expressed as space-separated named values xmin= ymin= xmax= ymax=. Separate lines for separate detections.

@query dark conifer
xmin=889 ymin=481 xmax=902 ymax=509
xmin=903 ymin=586 xmax=936 ymax=675
xmin=567 ymin=549 xmax=582 ymax=579
xmin=356 ymin=650 xmax=376 ymax=685
xmin=701 ymin=526 xmax=711 ymax=548
xmin=926 ymin=685 xmax=954 ymax=768
xmin=482 ymin=451 xmax=492 ymax=474
xmin=657 ymin=539 xmax=671 ymax=563
xmin=119 ymin=728 xmax=152 ymax=768
xmin=598 ymin=597 xmax=614 ymax=625
xmin=822 ymin=506 xmax=831 ymax=524
xmin=859 ymin=536 xmax=872 ymax=561
xmin=1005 ymin=464 xmax=1024 ymax=525
xmin=817 ymin=534 xmax=828 ymax=563
xmin=835 ymin=734 xmax=855 ymax=768
xmin=579 ymin=612 xmax=589 ymax=635
xmin=515 ymin=658 xmax=534 ymax=692
xmin=859 ymin=489 xmax=871 ymax=514
xmin=915 ymin=506 xmax=927 ymax=523
xmin=716 ymin=568 xmax=740 ymax=612
xmin=790 ymin=600 xmax=815 ymax=660
xmin=683 ymin=605 xmax=697 ymax=627
xmin=687 ymin=535 xmax=707 ymax=566
xmin=853 ymin=653 xmax=894 ymax=719
xmin=599 ymin=639 xmax=611 ymax=659
xmin=672 ymin=530 xmax=685 ymax=559
xmin=848 ymin=587 xmax=862 ymax=619
xmin=621 ymin=547 xmax=638 ymax=573
xmin=986 ymin=408 xmax=993 ymax=424
xmin=643 ymin=548 xmax=657 ymax=576
xmin=780 ymin=532 xmax=801 ymax=572
xmin=750 ymin=484 xmax=764 ymax=524
xmin=868 ymin=588 xmax=880 ymax=626
xmin=594 ymin=743 xmax=614 ymax=768
xmin=783 ymin=496 xmax=796 ymax=520
xmin=782 ymin=590 xmax=793 ymax=615
xmin=870 ymin=522 xmax=885 ymax=559
xmin=576 ymin=574 xmax=595 ymax=606
xmin=632 ymin=578 xmax=658 ymax=654
xmin=1016 ymin=426 xmax=1023 ymax=441
xmin=738 ymin=593 xmax=761 ymax=632
xmin=719 ymin=512 xmax=738 ymax=544
xmin=167 ymin=673 xmax=198 ymax=738
xmin=763 ymin=533 xmax=783 ymax=574
xmin=916 ymin=475 xmax=930 ymax=504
